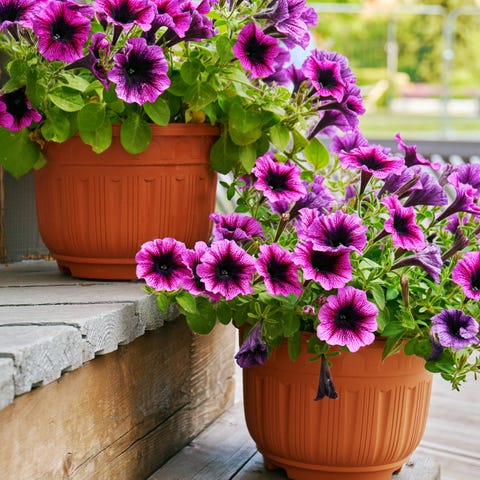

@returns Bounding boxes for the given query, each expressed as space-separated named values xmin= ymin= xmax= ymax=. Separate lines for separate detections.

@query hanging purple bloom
xmin=135 ymin=237 xmax=190 ymax=291
xmin=181 ymin=241 xmax=220 ymax=300
xmin=310 ymin=110 xmax=351 ymax=139
xmin=210 ymin=212 xmax=264 ymax=242
xmin=196 ymin=240 xmax=256 ymax=300
xmin=403 ymin=171 xmax=448 ymax=208
xmin=395 ymin=133 xmax=439 ymax=170
xmin=235 ymin=321 xmax=268 ymax=368
xmin=297 ymin=209 xmax=367 ymax=254
xmin=437 ymin=184 xmax=480 ymax=223
xmin=452 ymin=251 xmax=480 ymax=300
xmin=0 ymin=0 xmax=36 ymax=30
xmin=335 ymin=83 xmax=365 ymax=127
xmin=94 ymin=0 xmax=156 ymax=31
xmin=252 ymin=152 xmax=307 ymax=204
xmin=88 ymin=32 xmax=111 ymax=87
xmin=382 ymin=195 xmax=426 ymax=251
xmin=330 ymin=129 xmax=368 ymax=154
xmin=233 ymin=22 xmax=280 ymax=79
xmin=290 ymin=175 xmax=335 ymax=218
xmin=314 ymin=354 xmax=338 ymax=400
xmin=428 ymin=334 xmax=444 ymax=360
xmin=293 ymin=242 xmax=352 ymax=290
xmin=317 ymin=286 xmax=378 ymax=352
xmin=379 ymin=167 xmax=421 ymax=198
xmin=448 ymin=163 xmax=480 ymax=197
xmin=0 ymin=87 xmax=41 ymax=131
xmin=256 ymin=244 xmax=302 ymax=296
xmin=339 ymin=144 xmax=405 ymax=180
xmin=33 ymin=0 xmax=91 ymax=62
xmin=304 ymin=55 xmax=346 ymax=102
xmin=391 ymin=244 xmax=443 ymax=283
xmin=108 ymin=37 xmax=170 ymax=104
xmin=430 ymin=309 xmax=479 ymax=350
xmin=150 ymin=0 xmax=191 ymax=38
xmin=306 ymin=50 xmax=356 ymax=87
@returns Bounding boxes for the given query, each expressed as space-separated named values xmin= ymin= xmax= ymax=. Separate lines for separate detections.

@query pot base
xmin=56 ymin=256 xmax=136 ymax=280
xmin=263 ymin=452 xmax=404 ymax=480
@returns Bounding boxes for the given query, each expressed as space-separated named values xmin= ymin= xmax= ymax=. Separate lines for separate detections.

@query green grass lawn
xmin=359 ymin=111 xmax=480 ymax=141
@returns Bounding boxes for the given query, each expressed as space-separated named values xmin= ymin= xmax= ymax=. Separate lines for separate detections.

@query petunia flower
xmin=94 ymin=0 xmax=156 ymax=31
xmin=314 ymin=355 xmax=338 ymax=400
xmin=452 ymin=251 xmax=480 ymax=300
xmin=181 ymin=241 xmax=220 ymax=300
xmin=395 ymin=133 xmax=439 ymax=170
xmin=33 ymin=0 xmax=91 ymax=62
xmin=0 ymin=87 xmax=41 ymax=131
xmin=233 ymin=22 xmax=280 ymax=79
xmin=403 ymin=171 xmax=448 ymax=208
xmin=430 ymin=309 xmax=479 ymax=350
xmin=108 ymin=37 xmax=170 ymax=104
xmin=135 ymin=237 xmax=190 ymax=291
xmin=317 ymin=286 xmax=378 ymax=352
xmin=297 ymin=209 xmax=367 ymax=254
xmin=391 ymin=244 xmax=443 ymax=283
xmin=293 ymin=241 xmax=352 ymax=290
xmin=0 ymin=0 xmax=37 ymax=30
xmin=235 ymin=321 xmax=268 ymax=368
xmin=252 ymin=152 xmax=307 ymax=204
xmin=303 ymin=56 xmax=346 ymax=102
xmin=447 ymin=163 xmax=480 ymax=196
xmin=330 ymin=129 xmax=368 ymax=154
xmin=210 ymin=212 xmax=264 ymax=242
xmin=196 ymin=240 xmax=256 ymax=300
xmin=256 ymin=244 xmax=302 ymax=296
xmin=382 ymin=195 xmax=426 ymax=251
xmin=436 ymin=183 xmax=480 ymax=223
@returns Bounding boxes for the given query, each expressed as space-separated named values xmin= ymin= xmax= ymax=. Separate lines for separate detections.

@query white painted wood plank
xmin=0 ymin=325 xmax=83 ymax=395
xmin=0 ymin=357 xmax=14 ymax=410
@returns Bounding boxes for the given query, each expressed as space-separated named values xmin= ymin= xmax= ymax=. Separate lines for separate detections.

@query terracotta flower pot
xmin=242 ymin=334 xmax=433 ymax=480
xmin=34 ymin=123 xmax=219 ymax=280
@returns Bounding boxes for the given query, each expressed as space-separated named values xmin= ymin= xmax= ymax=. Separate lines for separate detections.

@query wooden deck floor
xmin=151 ymin=373 xmax=480 ymax=480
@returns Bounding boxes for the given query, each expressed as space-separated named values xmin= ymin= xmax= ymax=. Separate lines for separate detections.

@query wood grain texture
xmin=0 ymin=320 xmax=235 ymax=480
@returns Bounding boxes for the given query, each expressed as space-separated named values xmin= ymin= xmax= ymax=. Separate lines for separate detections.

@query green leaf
xmin=210 ymin=131 xmax=241 ymax=174
xmin=144 ymin=97 xmax=171 ymax=126
xmin=0 ymin=128 xmax=44 ymax=177
xmin=41 ymin=108 xmax=73 ymax=142
xmin=183 ymin=82 xmax=217 ymax=109
xmin=216 ymin=35 xmax=234 ymax=62
xmin=185 ymin=297 xmax=216 ymax=334
xmin=269 ymin=123 xmax=290 ymax=152
xmin=176 ymin=291 xmax=197 ymax=314
xmin=287 ymin=331 xmax=301 ymax=361
xmin=120 ymin=115 xmax=151 ymax=154
xmin=228 ymin=103 xmax=261 ymax=133
xmin=370 ymin=284 xmax=385 ymax=311
xmin=48 ymin=87 xmax=85 ymax=112
xmin=238 ymin=143 xmax=257 ymax=172
xmin=181 ymin=60 xmax=203 ymax=85
xmin=216 ymin=301 xmax=233 ymax=325
xmin=283 ymin=314 xmax=300 ymax=337
xmin=304 ymin=138 xmax=330 ymax=169
xmin=77 ymin=103 xmax=106 ymax=132
xmin=79 ymin=118 xmax=112 ymax=153
xmin=155 ymin=292 xmax=170 ymax=313
xmin=61 ymin=73 xmax=91 ymax=92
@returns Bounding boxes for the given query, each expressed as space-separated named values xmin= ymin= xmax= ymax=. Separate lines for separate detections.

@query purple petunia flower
xmin=196 ymin=240 xmax=256 ymax=300
xmin=293 ymin=241 xmax=352 ymax=290
xmin=395 ymin=133 xmax=439 ymax=170
xmin=452 ymin=251 xmax=480 ymax=300
xmin=379 ymin=167 xmax=421 ymax=198
xmin=403 ymin=170 xmax=448 ymax=208
xmin=297 ymin=209 xmax=367 ymax=254
xmin=303 ymin=55 xmax=346 ymax=102
xmin=314 ymin=354 xmax=338 ymax=400
xmin=210 ymin=212 xmax=264 ymax=242
xmin=330 ymin=129 xmax=368 ymax=154
xmin=437 ymin=184 xmax=480 ymax=223
xmin=448 ymin=163 xmax=480 ymax=197
xmin=135 ymin=237 xmax=191 ymax=291
xmin=339 ymin=144 xmax=405 ymax=180
xmin=94 ymin=0 xmax=156 ymax=31
xmin=382 ymin=195 xmax=426 ymax=251
xmin=0 ymin=0 xmax=36 ymax=30
xmin=391 ymin=244 xmax=443 ymax=283
xmin=181 ymin=241 xmax=220 ymax=300
xmin=0 ymin=87 xmax=41 ymax=131
xmin=33 ymin=0 xmax=91 ymax=62
xmin=149 ymin=0 xmax=191 ymax=40
xmin=256 ymin=244 xmax=302 ymax=296
xmin=430 ymin=309 xmax=479 ymax=350
xmin=235 ymin=321 xmax=268 ymax=368
xmin=317 ymin=286 xmax=378 ymax=352
xmin=232 ymin=22 xmax=280 ymax=79
xmin=108 ymin=37 xmax=170 ymax=104
xmin=252 ymin=152 xmax=307 ymax=204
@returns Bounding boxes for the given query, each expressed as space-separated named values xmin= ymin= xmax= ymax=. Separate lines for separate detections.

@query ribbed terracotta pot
xmin=34 ymin=123 xmax=219 ymax=280
xmin=242 ymin=334 xmax=433 ymax=480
